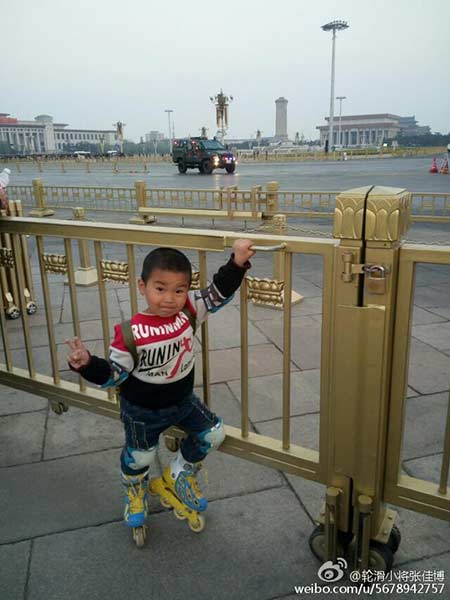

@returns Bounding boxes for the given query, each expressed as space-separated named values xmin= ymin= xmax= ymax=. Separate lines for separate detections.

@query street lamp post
xmin=321 ymin=20 xmax=349 ymax=151
xmin=164 ymin=109 xmax=174 ymax=154
xmin=336 ymin=95 xmax=346 ymax=147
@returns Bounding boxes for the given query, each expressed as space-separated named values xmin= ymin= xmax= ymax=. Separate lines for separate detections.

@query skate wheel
xmin=132 ymin=526 xmax=147 ymax=548
xmin=164 ymin=436 xmax=181 ymax=452
xmin=148 ymin=481 xmax=158 ymax=496
xmin=188 ymin=514 xmax=205 ymax=533
xmin=174 ymin=509 xmax=187 ymax=521
xmin=160 ymin=497 xmax=171 ymax=509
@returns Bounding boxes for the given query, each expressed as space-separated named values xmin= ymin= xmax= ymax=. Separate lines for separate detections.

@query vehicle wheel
xmin=198 ymin=163 xmax=204 ymax=174
xmin=6 ymin=306 xmax=21 ymax=320
xmin=177 ymin=159 xmax=187 ymax=174
xmin=387 ymin=525 xmax=401 ymax=554
xmin=26 ymin=301 xmax=38 ymax=315
xmin=225 ymin=163 xmax=236 ymax=174
xmin=347 ymin=539 xmax=394 ymax=573
xmin=50 ymin=401 xmax=69 ymax=415
xmin=309 ymin=525 xmax=348 ymax=561
xmin=202 ymin=159 xmax=213 ymax=174
xmin=368 ymin=541 xmax=394 ymax=572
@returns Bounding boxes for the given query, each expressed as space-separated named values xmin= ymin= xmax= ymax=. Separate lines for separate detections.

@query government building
xmin=316 ymin=113 xmax=431 ymax=147
xmin=0 ymin=113 xmax=116 ymax=154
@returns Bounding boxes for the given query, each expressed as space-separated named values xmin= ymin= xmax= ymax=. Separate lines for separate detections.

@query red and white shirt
xmin=73 ymin=256 xmax=250 ymax=409
xmin=110 ymin=294 xmax=200 ymax=385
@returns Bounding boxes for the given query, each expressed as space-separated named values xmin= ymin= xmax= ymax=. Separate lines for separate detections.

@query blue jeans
xmin=120 ymin=393 xmax=220 ymax=472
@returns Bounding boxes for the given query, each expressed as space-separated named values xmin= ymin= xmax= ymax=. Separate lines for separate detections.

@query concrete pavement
xmin=1 ymin=224 xmax=450 ymax=600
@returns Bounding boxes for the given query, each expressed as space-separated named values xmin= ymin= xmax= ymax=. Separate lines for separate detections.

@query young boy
xmin=66 ymin=239 xmax=255 ymax=534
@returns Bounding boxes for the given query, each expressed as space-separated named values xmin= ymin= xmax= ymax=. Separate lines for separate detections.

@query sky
xmin=2 ymin=0 xmax=450 ymax=142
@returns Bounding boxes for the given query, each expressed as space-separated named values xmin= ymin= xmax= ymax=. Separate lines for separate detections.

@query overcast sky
xmin=3 ymin=0 xmax=449 ymax=141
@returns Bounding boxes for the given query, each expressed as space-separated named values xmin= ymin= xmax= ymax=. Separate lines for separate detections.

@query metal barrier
xmin=0 ymin=157 xmax=168 ymax=174
xmin=8 ymin=180 xmax=450 ymax=225
xmin=385 ymin=244 xmax=450 ymax=520
xmin=0 ymin=200 xmax=37 ymax=319
xmin=1 ymin=185 xmax=449 ymax=572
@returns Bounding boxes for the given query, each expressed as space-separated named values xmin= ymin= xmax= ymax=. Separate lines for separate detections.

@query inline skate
xmin=122 ymin=472 xmax=149 ymax=547
xmin=149 ymin=464 xmax=206 ymax=533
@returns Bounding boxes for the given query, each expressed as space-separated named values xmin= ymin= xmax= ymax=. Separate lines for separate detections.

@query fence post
xmin=265 ymin=181 xmax=279 ymax=215
xmin=69 ymin=207 xmax=98 ymax=286
xmin=318 ymin=185 xmax=411 ymax=570
xmin=129 ymin=180 xmax=156 ymax=224
xmin=12 ymin=200 xmax=37 ymax=314
xmin=29 ymin=179 xmax=54 ymax=217
xmin=217 ymin=186 xmax=224 ymax=210
xmin=250 ymin=185 xmax=261 ymax=219
xmin=271 ymin=214 xmax=302 ymax=307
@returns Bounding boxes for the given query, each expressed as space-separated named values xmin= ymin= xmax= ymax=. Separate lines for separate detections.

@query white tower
xmin=275 ymin=97 xmax=288 ymax=141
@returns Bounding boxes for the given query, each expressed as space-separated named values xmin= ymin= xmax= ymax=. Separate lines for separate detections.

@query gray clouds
xmin=2 ymin=0 xmax=449 ymax=140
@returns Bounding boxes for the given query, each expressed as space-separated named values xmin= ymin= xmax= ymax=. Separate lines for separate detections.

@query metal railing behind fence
xmin=8 ymin=179 xmax=450 ymax=225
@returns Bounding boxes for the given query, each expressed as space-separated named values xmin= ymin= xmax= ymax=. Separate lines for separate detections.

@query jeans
xmin=120 ymin=392 xmax=220 ymax=467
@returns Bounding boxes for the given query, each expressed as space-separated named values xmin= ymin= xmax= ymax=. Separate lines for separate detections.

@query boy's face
xmin=138 ymin=269 xmax=190 ymax=317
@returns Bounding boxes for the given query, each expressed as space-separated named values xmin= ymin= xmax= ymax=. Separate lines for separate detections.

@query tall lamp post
xmin=164 ymin=109 xmax=174 ymax=154
xmin=321 ymin=20 xmax=349 ymax=151
xmin=336 ymin=95 xmax=346 ymax=147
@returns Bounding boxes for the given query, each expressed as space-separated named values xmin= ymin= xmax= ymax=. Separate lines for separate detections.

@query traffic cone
xmin=439 ymin=158 xmax=449 ymax=174
xmin=429 ymin=157 xmax=438 ymax=173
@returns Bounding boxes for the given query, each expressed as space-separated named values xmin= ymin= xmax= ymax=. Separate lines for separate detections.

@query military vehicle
xmin=172 ymin=137 xmax=236 ymax=174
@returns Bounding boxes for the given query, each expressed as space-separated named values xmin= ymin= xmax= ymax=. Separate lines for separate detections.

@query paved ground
xmin=8 ymin=156 xmax=450 ymax=193
xmin=1 ymin=165 xmax=450 ymax=599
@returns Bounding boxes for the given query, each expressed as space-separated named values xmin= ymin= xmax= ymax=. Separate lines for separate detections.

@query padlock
xmin=365 ymin=265 xmax=387 ymax=294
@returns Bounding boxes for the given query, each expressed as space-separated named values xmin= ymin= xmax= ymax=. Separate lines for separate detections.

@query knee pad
xmin=122 ymin=445 xmax=158 ymax=471
xmin=197 ymin=418 xmax=225 ymax=453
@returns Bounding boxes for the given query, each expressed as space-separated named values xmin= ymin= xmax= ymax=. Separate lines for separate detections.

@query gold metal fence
xmin=41 ymin=184 xmax=137 ymax=212
xmin=1 ymin=157 xmax=169 ymax=173
xmin=1 ymin=185 xmax=450 ymax=573
xmin=385 ymin=244 xmax=450 ymax=520
xmin=8 ymin=180 xmax=450 ymax=225
xmin=0 ymin=218 xmax=335 ymax=484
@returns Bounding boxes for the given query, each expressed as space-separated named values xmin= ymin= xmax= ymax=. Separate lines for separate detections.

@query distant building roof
xmin=324 ymin=113 xmax=401 ymax=122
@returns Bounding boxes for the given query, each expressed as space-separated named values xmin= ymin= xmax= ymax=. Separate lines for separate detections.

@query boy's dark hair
xmin=141 ymin=247 xmax=192 ymax=283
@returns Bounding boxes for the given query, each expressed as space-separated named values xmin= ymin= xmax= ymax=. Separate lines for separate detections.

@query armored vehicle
xmin=172 ymin=137 xmax=236 ymax=174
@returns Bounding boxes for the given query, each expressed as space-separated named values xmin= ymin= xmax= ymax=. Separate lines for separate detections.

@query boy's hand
xmin=232 ymin=239 xmax=255 ymax=267
xmin=65 ymin=337 xmax=90 ymax=369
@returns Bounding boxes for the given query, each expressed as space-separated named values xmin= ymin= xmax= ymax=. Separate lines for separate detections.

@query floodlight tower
xmin=336 ymin=95 xmax=346 ymax=147
xmin=164 ymin=109 xmax=174 ymax=154
xmin=210 ymin=89 xmax=233 ymax=142
xmin=321 ymin=20 xmax=349 ymax=150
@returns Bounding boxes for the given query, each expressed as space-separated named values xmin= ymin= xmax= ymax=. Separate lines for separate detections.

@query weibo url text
xmin=294 ymin=582 xmax=446 ymax=595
